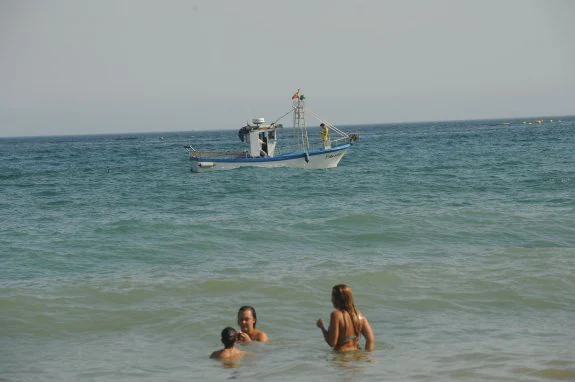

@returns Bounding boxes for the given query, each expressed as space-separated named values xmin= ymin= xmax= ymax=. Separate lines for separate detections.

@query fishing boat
xmin=187 ymin=90 xmax=359 ymax=173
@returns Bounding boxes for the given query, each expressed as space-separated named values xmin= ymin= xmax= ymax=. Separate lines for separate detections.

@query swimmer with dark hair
xmin=209 ymin=327 xmax=246 ymax=360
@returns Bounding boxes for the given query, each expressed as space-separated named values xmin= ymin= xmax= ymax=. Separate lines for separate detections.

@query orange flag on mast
xmin=291 ymin=90 xmax=300 ymax=100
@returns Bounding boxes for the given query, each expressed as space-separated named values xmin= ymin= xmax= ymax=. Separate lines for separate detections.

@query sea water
xmin=1 ymin=118 xmax=574 ymax=381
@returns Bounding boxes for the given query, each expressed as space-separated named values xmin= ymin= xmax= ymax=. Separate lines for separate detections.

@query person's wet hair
xmin=332 ymin=284 xmax=361 ymax=336
xmin=238 ymin=306 xmax=258 ymax=328
xmin=221 ymin=327 xmax=238 ymax=348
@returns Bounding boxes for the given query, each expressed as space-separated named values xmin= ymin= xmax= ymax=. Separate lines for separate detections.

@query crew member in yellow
xmin=320 ymin=123 xmax=329 ymax=141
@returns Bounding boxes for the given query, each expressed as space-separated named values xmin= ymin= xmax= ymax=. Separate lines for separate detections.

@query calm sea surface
xmin=1 ymin=118 xmax=574 ymax=381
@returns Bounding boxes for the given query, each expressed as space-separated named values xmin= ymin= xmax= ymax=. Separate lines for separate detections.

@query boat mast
xmin=292 ymin=91 xmax=310 ymax=152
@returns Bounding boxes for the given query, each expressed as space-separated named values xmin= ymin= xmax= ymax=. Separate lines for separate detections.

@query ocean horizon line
xmin=0 ymin=114 xmax=573 ymax=139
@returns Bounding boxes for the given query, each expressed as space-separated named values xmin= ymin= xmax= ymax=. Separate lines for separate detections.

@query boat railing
xmin=273 ymin=138 xmax=351 ymax=156
xmin=273 ymin=144 xmax=305 ymax=155
xmin=189 ymin=150 xmax=250 ymax=159
xmin=330 ymin=136 xmax=351 ymax=146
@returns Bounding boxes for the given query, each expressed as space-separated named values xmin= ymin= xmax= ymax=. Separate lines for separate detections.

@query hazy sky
xmin=1 ymin=0 xmax=574 ymax=137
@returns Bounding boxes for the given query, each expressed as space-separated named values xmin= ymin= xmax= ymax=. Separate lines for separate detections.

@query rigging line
xmin=307 ymin=108 xmax=350 ymax=138
xmin=271 ymin=107 xmax=296 ymax=125
xmin=308 ymin=108 xmax=348 ymax=137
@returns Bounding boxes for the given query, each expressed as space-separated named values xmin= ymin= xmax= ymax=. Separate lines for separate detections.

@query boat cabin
xmin=238 ymin=118 xmax=280 ymax=158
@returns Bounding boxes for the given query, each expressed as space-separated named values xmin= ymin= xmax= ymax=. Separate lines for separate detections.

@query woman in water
xmin=237 ymin=306 xmax=269 ymax=343
xmin=316 ymin=284 xmax=374 ymax=351
xmin=209 ymin=327 xmax=246 ymax=360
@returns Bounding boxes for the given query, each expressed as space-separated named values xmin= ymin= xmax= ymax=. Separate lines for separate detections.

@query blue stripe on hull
xmin=190 ymin=144 xmax=351 ymax=164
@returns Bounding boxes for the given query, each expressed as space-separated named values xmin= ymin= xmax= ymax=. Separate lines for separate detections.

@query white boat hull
xmin=190 ymin=144 xmax=350 ymax=173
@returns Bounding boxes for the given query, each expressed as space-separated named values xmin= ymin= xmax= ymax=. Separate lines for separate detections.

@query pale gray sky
xmin=1 ymin=0 xmax=574 ymax=136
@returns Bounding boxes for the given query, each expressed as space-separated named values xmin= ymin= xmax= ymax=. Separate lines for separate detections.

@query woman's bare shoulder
xmin=331 ymin=309 xmax=344 ymax=318
xmin=254 ymin=329 xmax=270 ymax=342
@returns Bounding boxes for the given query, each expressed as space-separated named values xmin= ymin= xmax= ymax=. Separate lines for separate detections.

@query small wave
xmin=326 ymin=213 xmax=380 ymax=225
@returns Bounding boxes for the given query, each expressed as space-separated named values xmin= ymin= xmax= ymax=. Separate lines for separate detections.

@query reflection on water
xmin=330 ymin=350 xmax=376 ymax=381
xmin=212 ymin=353 xmax=256 ymax=370
xmin=513 ymin=366 xmax=575 ymax=380
xmin=332 ymin=349 xmax=375 ymax=368
xmin=220 ymin=359 xmax=242 ymax=369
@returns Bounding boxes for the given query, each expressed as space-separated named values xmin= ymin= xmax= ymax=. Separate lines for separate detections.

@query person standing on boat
xmin=237 ymin=306 xmax=269 ymax=343
xmin=316 ymin=284 xmax=374 ymax=351
xmin=258 ymin=134 xmax=268 ymax=157
xmin=320 ymin=123 xmax=331 ymax=148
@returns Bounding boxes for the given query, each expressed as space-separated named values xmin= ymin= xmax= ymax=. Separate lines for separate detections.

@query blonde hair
xmin=331 ymin=284 xmax=361 ymax=337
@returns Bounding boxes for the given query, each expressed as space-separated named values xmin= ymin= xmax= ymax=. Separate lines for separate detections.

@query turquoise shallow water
xmin=1 ymin=118 xmax=575 ymax=381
